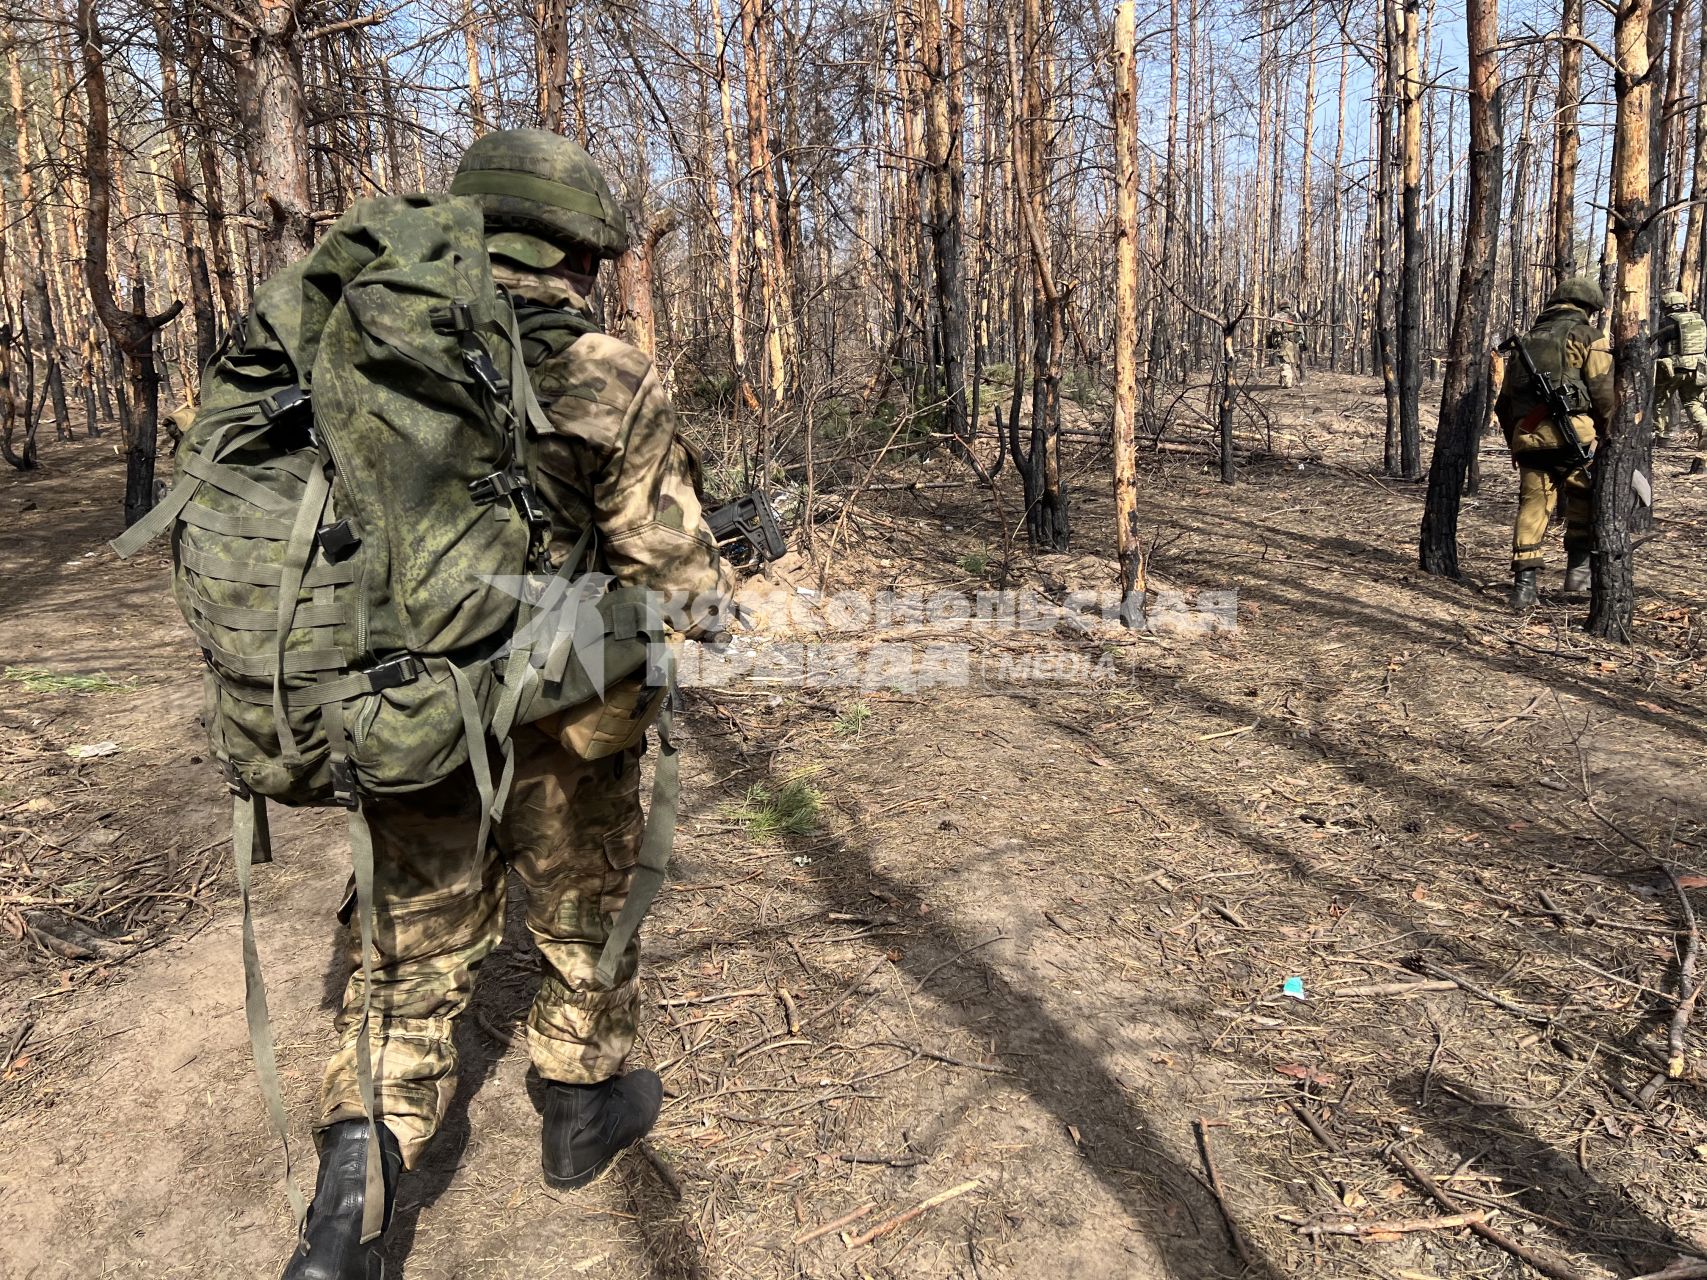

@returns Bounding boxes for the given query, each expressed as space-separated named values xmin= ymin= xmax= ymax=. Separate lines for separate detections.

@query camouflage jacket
xmin=497 ymin=263 xmax=735 ymax=638
xmin=1495 ymin=302 xmax=1615 ymax=455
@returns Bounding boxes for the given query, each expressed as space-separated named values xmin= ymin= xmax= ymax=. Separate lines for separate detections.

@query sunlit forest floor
xmin=4 ymin=370 xmax=1707 ymax=1278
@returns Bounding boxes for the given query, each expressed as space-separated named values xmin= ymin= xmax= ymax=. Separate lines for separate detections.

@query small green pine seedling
xmin=734 ymin=779 xmax=823 ymax=839
xmin=833 ymin=703 xmax=872 ymax=737
xmin=4 ymin=667 xmax=136 ymax=695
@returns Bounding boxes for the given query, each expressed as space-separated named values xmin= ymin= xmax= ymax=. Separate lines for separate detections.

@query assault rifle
xmin=706 ymin=490 xmax=787 ymax=567
xmin=1499 ymin=334 xmax=1594 ymax=472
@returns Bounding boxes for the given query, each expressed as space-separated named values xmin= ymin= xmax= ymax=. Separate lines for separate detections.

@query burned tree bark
xmin=76 ymin=0 xmax=183 ymax=527
xmin=238 ymin=0 xmax=314 ymax=274
xmin=1111 ymin=0 xmax=1141 ymax=613
xmin=920 ymin=0 xmax=969 ymax=442
xmin=1589 ymin=0 xmax=1658 ymax=640
xmin=1006 ymin=5 xmax=1067 ymax=550
xmin=1549 ymin=0 xmax=1584 ymax=284
xmin=612 ymin=209 xmax=677 ymax=361
xmin=1396 ymin=0 xmax=1424 ymax=479
xmin=1420 ymin=0 xmax=1503 ymax=577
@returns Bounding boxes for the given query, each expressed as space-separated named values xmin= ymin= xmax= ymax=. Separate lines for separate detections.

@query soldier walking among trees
xmin=288 ymin=130 xmax=737 ymax=1277
xmin=1492 ymin=276 xmax=1614 ymax=611
xmin=110 ymin=125 xmax=737 ymax=1278
xmin=1655 ymin=289 xmax=1707 ymax=464
xmin=1266 ymin=307 xmax=1304 ymax=388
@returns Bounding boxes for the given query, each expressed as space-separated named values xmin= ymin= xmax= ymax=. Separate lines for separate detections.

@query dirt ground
xmin=3 ymin=372 xmax=1707 ymax=1279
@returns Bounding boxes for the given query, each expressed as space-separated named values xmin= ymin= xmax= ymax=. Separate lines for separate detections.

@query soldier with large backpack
xmin=1492 ymin=276 xmax=1615 ymax=610
xmin=114 ymin=130 xmax=735 ymax=1276
xmin=1655 ymin=289 xmax=1707 ymax=453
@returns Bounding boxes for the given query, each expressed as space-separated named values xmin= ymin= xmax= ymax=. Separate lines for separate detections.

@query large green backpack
xmin=112 ymin=193 xmax=677 ymax=1240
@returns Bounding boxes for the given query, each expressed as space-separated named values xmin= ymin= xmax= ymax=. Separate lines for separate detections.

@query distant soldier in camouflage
xmin=1493 ymin=276 xmax=1615 ymax=610
xmin=1267 ymin=308 xmax=1304 ymax=388
xmin=1655 ymin=289 xmax=1707 ymax=452
xmin=285 ymin=130 xmax=735 ymax=1279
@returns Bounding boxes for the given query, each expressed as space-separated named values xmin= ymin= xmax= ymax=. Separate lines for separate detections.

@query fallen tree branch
xmin=1291 ymin=1211 xmax=1486 ymax=1237
xmin=1385 ymin=1143 xmax=1595 ymax=1280
xmin=1194 ymin=1118 xmax=1257 ymax=1271
xmin=842 ymin=1179 xmax=982 ymax=1248
xmin=1640 ymin=866 xmax=1701 ymax=1108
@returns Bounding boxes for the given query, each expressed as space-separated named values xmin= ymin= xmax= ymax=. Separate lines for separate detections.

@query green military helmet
xmin=451 ymin=128 xmax=630 ymax=260
xmin=1547 ymin=276 xmax=1606 ymax=314
xmin=1662 ymin=289 xmax=1690 ymax=312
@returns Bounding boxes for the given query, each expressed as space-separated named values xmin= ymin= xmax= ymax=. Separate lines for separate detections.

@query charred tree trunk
xmin=238 ymin=0 xmax=313 ymax=274
xmin=1681 ymin=0 xmax=1707 ymax=300
xmin=1396 ymin=0 xmax=1424 ymax=479
xmin=1420 ymin=0 xmax=1503 ymax=577
xmin=1589 ymin=0 xmax=1658 ymax=640
xmin=8 ymin=36 xmax=71 ymax=441
xmin=1007 ymin=5 xmax=1067 ymax=550
xmin=1549 ymin=0 xmax=1584 ymax=284
xmin=612 ymin=209 xmax=676 ymax=361
xmin=152 ymin=0 xmax=217 ymax=374
xmin=921 ymin=0 xmax=969 ymax=442
xmin=1111 ymin=0 xmax=1141 ymax=615
xmin=76 ymin=0 xmax=184 ymax=527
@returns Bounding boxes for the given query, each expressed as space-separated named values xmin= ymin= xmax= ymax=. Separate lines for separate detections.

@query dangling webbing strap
xmin=345 ymin=798 xmax=387 ymax=1245
xmin=233 ymin=790 xmax=307 ymax=1232
xmin=319 ymin=693 xmax=386 ymax=1243
xmin=108 ymin=419 xmax=262 ymax=558
xmin=447 ymin=661 xmax=499 ymax=852
xmin=594 ymin=644 xmax=680 ymax=988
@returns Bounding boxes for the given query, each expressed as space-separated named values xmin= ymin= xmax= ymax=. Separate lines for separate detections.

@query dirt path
xmin=3 ymin=378 xmax=1707 ymax=1279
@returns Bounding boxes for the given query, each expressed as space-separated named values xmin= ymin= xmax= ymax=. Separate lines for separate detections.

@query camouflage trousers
xmin=1513 ymin=456 xmax=1593 ymax=572
xmin=317 ymin=727 xmax=644 ymax=1168
xmin=1658 ymin=370 xmax=1707 ymax=444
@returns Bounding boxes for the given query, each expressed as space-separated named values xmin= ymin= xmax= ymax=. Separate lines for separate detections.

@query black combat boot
xmin=281 ymin=1120 xmax=403 ymax=1280
xmin=1508 ymin=568 xmax=1539 ymax=611
xmin=1562 ymin=547 xmax=1591 ymax=595
xmin=541 ymin=1070 xmax=663 ymax=1190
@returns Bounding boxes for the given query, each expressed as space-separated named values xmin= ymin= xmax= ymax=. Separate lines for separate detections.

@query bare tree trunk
xmin=1330 ymin=37 xmax=1348 ymax=371
xmin=7 ymin=36 xmax=71 ymax=441
xmin=76 ymin=0 xmax=184 ymax=527
xmin=1684 ymin=0 xmax=1707 ymax=300
xmin=1589 ymin=0 xmax=1658 ymax=640
xmin=152 ymin=0 xmax=217 ymax=374
xmin=184 ymin=21 xmax=241 ymax=324
xmin=739 ymin=0 xmax=792 ymax=455
xmin=921 ymin=0 xmax=969 ymax=441
xmin=1111 ymin=0 xmax=1140 ymax=614
xmin=1377 ymin=0 xmax=1401 ymax=469
xmin=238 ymin=0 xmax=313 ymax=274
xmin=1396 ymin=0 xmax=1424 ymax=479
xmin=1007 ymin=4 xmax=1067 ymax=550
xmin=537 ymin=0 xmax=569 ymax=129
xmin=463 ymin=0 xmax=488 ymax=133
xmin=1420 ymin=0 xmax=1502 ymax=576
xmin=612 ymin=212 xmax=676 ymax=360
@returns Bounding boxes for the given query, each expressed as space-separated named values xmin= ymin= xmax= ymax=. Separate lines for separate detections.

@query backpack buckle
xmin=261 ymin=385 xmax=312 ymax=424
xmin=330 ymin=759 xmax=359 ymax=809
xmin=469 ymin=470 xmax=521 ymax=506
xmin=470 ymin=471 xmax=551 ymax=531
xmin=464 ymin=343 xmax=510 ymax=397
xmin=364 ymin=656 xmax=424 ymax=691
xmin=317 ymin=518 xmax=361 ymax=562
xmin=221 ymin=758 xmax=251 ymax=800
xmin=431 ymin=301 xmax=476 ymax=334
